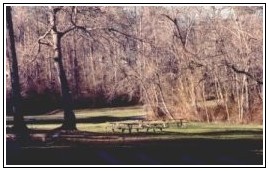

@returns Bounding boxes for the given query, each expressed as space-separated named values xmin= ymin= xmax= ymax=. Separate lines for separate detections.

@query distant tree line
xmin=6 ymin=6 xmax=263 ymax=124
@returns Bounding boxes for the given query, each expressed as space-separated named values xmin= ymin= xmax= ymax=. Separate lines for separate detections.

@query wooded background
xmin=6 ymin=6 xmax=263 ymax=123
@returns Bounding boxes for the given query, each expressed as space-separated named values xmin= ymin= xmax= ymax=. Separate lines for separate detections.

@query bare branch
xmin=67 ymin=8 xmax=108 ymax=37
xmin=38 ymin=28 xmax=53 ymax=52
xmin=38 ymin=27 xmax=52 ymax=41
xmin=162 ymin=14 xmax=185 ymax=45
xmin=60 ymin=26 xmax=76 ymax=36
xmin=224 ymin=60 xmax=263 ymax=85
xmin=50 ymin=6 xmax=63 ymax=14
xmin=108 ymin=27 xmax=152 ymax=44
xmin=162 ymin=14 xmax=196 ymax=55
xmin=38 ymin=40 xmax=52 ymax=47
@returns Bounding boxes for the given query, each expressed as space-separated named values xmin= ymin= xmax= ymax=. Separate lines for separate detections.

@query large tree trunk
xmin=6 ymin=6 xmax=29 ymax=138
xmin=49 ymin=7 xmax=76 ymax=130
xmin=55 ymin=50 xmax=77 ymax=130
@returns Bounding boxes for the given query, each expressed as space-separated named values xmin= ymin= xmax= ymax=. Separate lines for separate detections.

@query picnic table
xmin=142 ymin=121 xmax=167 ymax=132
xmin=167 ymin=118 xmax=188 ymax=127
xmin=107 ymin=118 xmax=188 ymax=133
xmin=108 ymin=120 xmax=167 ymax=133
xmin=110 ymin=121 xmax=143 ymax=133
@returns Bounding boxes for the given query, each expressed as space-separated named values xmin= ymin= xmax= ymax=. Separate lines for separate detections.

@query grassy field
xmin=6 ymin=106 xmax=262 ymax=139
xmin=6 ymin=106 xmax=263 ymax=165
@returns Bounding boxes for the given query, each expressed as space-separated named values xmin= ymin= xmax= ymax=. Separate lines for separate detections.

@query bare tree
xmin=38 ymin=7 xmax=77 ymax=130
xmin=6 ymin=6 xmax=29 ymax=139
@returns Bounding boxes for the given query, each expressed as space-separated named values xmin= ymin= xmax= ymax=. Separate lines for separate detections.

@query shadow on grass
xmin=6 ymin=115 xmax=144 ymax=125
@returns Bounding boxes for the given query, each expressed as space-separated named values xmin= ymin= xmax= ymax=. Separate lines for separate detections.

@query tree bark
xmin=6 ymin=6 xmax=29 ymax=138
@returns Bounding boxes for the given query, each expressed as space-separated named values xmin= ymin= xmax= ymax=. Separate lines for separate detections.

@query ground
xmin=6 ymin=106 xmax=263 ymax=165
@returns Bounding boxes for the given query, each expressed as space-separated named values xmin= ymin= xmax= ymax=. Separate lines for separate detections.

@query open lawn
xmin=6 ymin=106 xmax=263 ymax=165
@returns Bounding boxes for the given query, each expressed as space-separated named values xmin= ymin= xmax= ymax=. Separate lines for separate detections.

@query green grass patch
xmin=27 ymin=124 xmax=62 ymax=130
xmin=23 ymin=121 xmax=263 ymax=141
